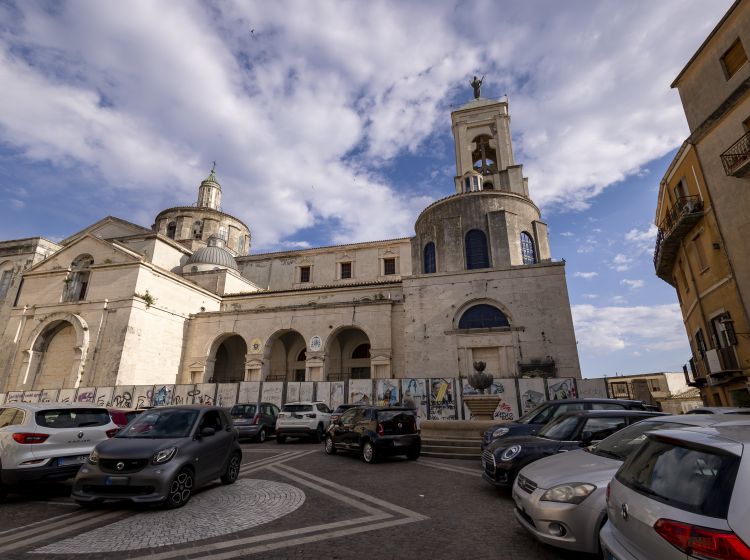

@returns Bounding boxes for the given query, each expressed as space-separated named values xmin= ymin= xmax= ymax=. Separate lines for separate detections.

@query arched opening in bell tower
xmin=472 ymin=135 xmax=498 ymax=175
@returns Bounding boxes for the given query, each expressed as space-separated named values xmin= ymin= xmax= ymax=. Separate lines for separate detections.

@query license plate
xmin=105 ymin=476 xmax=129 ymax=486
xmin=292 ymin=413 xmax=303 ymax=419
xmin=58 ymin=455 xmax=88 ymax=466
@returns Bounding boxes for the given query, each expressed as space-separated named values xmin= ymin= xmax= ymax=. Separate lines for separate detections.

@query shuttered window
xmin=340 ymin=262 xmax=352 ymax=279
xmin=300 ymin=266 xmax=311 ymax=283
xmin=721 ymin=39 xmax=747 ymax=79
xmin=383 ymin=258 xmax=396 ymax=275
xmin=423 ymin=242 xmax=436 ymax=273
xmin=465 ymin=230 xmax=489 ymax=269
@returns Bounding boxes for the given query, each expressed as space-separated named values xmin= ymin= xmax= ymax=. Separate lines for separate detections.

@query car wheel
xmin=324 ymin=435 xmax=337 ymax=455
xmin=221 ymin=452 xmax=241 ymax=485
xmin=362 ymin=441 xmax=377 ymax=464
xmin=257 ymin=428 xmax=267 ymax=443
xmin=406 ymin=448 xmax=420 ymax=461
xmin=164 ymin=468 xmax=193 ymax=509
xmin=276 ymin=435 xmax=286 ymax=444
xmin=313 ymin=424 xmax=324 ymax=443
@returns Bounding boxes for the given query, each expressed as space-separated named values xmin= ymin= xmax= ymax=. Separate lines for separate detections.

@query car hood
xmin=487 ymin=434 xmax=559 ymax=453
xmin=484 ymin=422 xmax=537 ymax=437
xmin=519 ymin=448 xmax=622 ymax=489
xmin=96 ymin=436 xmax=186 ymax=458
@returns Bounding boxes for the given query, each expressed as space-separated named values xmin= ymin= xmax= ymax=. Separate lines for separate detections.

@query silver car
xmin=512 ymin=414 xmax=739 ymax=554
xmin=601 ymin=420 xmax=750 ymax=560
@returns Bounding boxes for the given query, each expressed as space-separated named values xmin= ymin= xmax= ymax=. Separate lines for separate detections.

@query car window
xmin=272 ymin=404 xmax=279 ymax=415
xmin=35 ymin=408 xmax=110 ymax=428
xmin=592 ymin=420 xmax=691 ymax=461
xmin=316 ymin=403 xmax=330 ymax=413
xmin=580 ymin=417 xmax=626 ymax=440
xmin=261 ymin=404 xmax=272 ymax=416
xmin=119 ymin=409 xmax=198 ymax=438
xmin=0 ymin=408 xmax=20 ymax=428
xmin=282 ymin=404 xmax=313 ymax=413
xmin=534 ymin=403 xmax=584 ymax=424
xmin=200 ymin=410 xmax=223 ymax=431
xmin=124 ymin=411 xmax=141 ymax=424
xmin=339 ymin=408 xmax=358 ymax=423
xmin=590 ymin=403 xmax=626 ymax=410
xmin=230 ymin=404 xmax=257 ymax=418
xmin=538 ymin=416 xmax=581 ymax=440
xmin=617 ymin=438 xmax=740 ymax=518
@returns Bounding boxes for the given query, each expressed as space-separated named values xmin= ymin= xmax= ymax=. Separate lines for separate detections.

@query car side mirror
xmin=200 ymin=427 xmax=216 ymax=438
xmin=580 ymin=431 xmax=594 ymax=446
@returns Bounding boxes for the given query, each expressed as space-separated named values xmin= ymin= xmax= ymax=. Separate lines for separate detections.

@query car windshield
xmin=590 ymin=420 xmax=691 ymax=461
xmin=283 ymin=404 xmax=313 ymax=413
xmin=538 ymin=415 xmax=580 ymax=441
xmin=515 ymin=403 xmax=550 ymax=424
xmin=377 ymin=410 xmax=416 ymax=422
xmin=35 ymin=408 xmax=110 ymax=428
xmin=230 ymin=404 xmax=257 ymax=418
xmin=117 ymin=409 xmax=198 ymax=438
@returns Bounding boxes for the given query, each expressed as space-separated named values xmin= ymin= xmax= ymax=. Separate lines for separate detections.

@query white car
xmin=275 ymin=401 xmax=332 ymax=443
xmin=0 ymin=403 xmax=119 ymax=494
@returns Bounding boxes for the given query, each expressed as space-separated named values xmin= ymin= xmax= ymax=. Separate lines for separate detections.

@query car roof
xmin=2 ymin=402 xmax=107 ymax=411
xmin=646 ymin=420 xmax=750 ymax=452
xmin=282 ymin=401 xmax=325 ymax=405
xmin=639 ymin=413 xmax=746 ymax=427
xmin=146 ymin=405 xmax=222 ymax=411
xmin=686 ymin=406 xmax=750 ymax=414
xmin=543 ymin=398 xmax=645 ymax=405
xmin=555 ymin=409 xmax=664 ymax=419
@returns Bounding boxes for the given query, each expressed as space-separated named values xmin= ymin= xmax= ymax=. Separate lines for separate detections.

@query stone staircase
xmin=420 ymin=436 xmax=482 ymax=461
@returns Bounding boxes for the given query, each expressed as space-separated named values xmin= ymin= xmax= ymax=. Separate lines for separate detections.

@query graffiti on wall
xmin=261 ymin=382 xmax=283 ymax=407
xmin=58 ymin=388 xmax=77 ymax=404
xmin=75 ymin=387 xmax=96 ymax=403
xmin=548 ymin=378 xmax=577 ymax=400
xmin=375 ymin=379 xmax=399 ymax=407
xmin=577 ymin=378 xmax=608 ymax=399
xmin=95 ymin=387 xmax=114 ymax=407
xmin=429 ymin=378 xmax=456 ymax=420
xmin=193 ymin=384 xmax=217 ymax=406
xmin=172 ymin=384 xmax=194 ymax=405
xmin=517 ymin=378 xmax=546 ymax=416
xmin=286 ymin=382 xmax=300 ymax=403
xmin=216 ymin=384 xmax=237 ymax=407
xmin=151 ymin=385 xmax=174 ymax=406
xmin=110 ymin=386 xmax=134 ymax=408
xmin=348 ymin=379 xmax=372 ymax=404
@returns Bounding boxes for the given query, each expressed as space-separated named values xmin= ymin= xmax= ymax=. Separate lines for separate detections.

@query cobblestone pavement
xmin=0 ymin=441 xmax=596 ymax=560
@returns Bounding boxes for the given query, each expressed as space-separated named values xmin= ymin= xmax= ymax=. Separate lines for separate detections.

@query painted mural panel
xmin=6 ymin=391 xmax=23 ymax=403
xmin=330 ymin=382 xmax=345 ymax=409
xmin=237 ymin=382 xmax=260 ymax=404
xmin=57 ymin=388 xmax=77 ymax=404
xmin=132 ymin=385 xmax=155 ymax=409
xmin=39 ymin=389 xmax=59 ymax=403
xmin=261 ymin=382 xmax=283 ymax=407
xmin=315 ymin=382 xmax=331 ymax=408
xmin=517 ymin=378 xmax=546 ymax=416
xmin=491 ymin=379 xmax=519 ymax=421
xmin=95 ymin=387 xmax=114 ymax=407
xmin=548 ymin=378 xmax=578 ymax=400
xmin=0 ymin=393 xmax=5 ymax=405
xmin=193 ymin=383 xmax=217 ymax=405
xmin=75 ymin=387 xmax=96 ymax=403
xmin=216 ymin=383 xmax=238 ymax=407
xmin=109 ymin=386 xmax=133 ymax=408
xmin=577 ymin=378 xmax=608 ymax=399
xmin=429 ymin=378 xmax=457 ymax=420
xmin=375 ymin=379 xmax=399 ymax=406
xmin=151 ymin=385 xmax=174 ymax=406
xmin=172 ymin=384 xmax=194 ymax=406
xmin=348 ymin=379 xmax=372 ymax=404
xmin=400 ymin=378 xmax=428 ymax=419
xmin=299 ymin=382 xmax=314 ymax=403
xmin=286 ymin=382 xmax=300 ymax=403
xmin=21 ymin=390 xmax=42 ymax=403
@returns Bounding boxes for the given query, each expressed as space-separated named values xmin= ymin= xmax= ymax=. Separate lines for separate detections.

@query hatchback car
xmin=601 ymin=420 xmax=750 ymax=560
xmin=325 ymin=406 xmax=420 ymax=463
xmin=512 ymin=414 xmax=739 ymax=554
xmin=275 ymin=401 xmax=332 ymax=443
xmin=0 ymin=403 xmax=118 ymax=493
xmin=482 ymin=410 xmax=662 ymax=488
xmin=72 ymin=405 xmax=241 ymax=508
xmin=481 ymin=399 xmax=649 ymax=450
xmin=229 ymin=402 xmax=279 ymax=442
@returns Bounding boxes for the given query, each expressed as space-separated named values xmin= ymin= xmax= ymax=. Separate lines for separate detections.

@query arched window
xmin=0 ymin=261 xmax=13 ymax=299
xmin=520 ymin=232 xmax=537 ymax=264
xmin=237 ymin=234 xmax=245 ymax=255
xmin=483 ymin=182 xmax=494 ymax=190
xmin=63 ymin=254 xmax=93 ymax=302
xmin=297 ymin=348 xmax=306 ymax=362
xmin=218 ymin=225 xmax=228 ymax=241
xmin=352 ymin=344 xmax=371 ymax=359
xmin=166 ymin=221 xmax=177 ymax=239
xmin=458 ymin=304 xmax=509 ymax=329
xmin=465 ymin=229 xmax=489 ymax=269
xmin=192 ymin=220 xmax=203 ymax=240
xmin=423 ymin=242 xmax=436 ymax=274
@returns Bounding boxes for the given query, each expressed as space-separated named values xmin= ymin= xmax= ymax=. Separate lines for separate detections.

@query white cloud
xmin=621 ymin=278 xmax=645 ymax=289
xmin=574 ymin=271 xmax=599 ymax=279
xmin=560 ymin=231 xmax=574 ymax=237
xmin=582 ymin=293 xmax=598 ymax=299
xmin=8 ymin=198 xmax=25 ymax=209
xmin=572 ymin=304 xmax=688 ymax=353
xmin=625 ymin=224 xmax=659 ymax=255
xmin=611 ymin=253 xmax=633 ymax=271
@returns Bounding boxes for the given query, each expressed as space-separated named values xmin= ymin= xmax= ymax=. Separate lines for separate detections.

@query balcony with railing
xmin=653 ymin=195 xmax=704 ymax=284
xmin=721 ymin=130 xmax=750 ymax=177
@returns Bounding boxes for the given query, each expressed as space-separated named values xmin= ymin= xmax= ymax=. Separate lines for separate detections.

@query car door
xmin=349 ymin=408 xmax=371 ymax=449
xmin=571 ymin=416 xmax=628 ymax=450
xmin=334 ymin=408 xmax=358 ymax=448
xmin=194 ymin=410 xmax=232 ymax=484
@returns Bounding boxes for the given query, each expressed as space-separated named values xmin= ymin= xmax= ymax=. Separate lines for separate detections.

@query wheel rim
xmin=169 ymin=471 xmax=193 ymax=505
xmin=363 ymin=443 xmax=373 ymax=462
xmin=325 ymin=437 xmax=333 ymax=453
xmin=259 ymin=429 xmax=266 ymax=442
xmin=228 ymin=455 xmax=241 ymax=481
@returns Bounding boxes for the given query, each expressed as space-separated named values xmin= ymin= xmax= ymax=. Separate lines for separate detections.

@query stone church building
xmin=0 ymin=96 xmax=581 ymax=392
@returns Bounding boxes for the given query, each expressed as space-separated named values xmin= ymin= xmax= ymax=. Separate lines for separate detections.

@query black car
xmin=481 ymin=410 xmax=663 ymax=488
xmin=481 ymin=398 xmax=650 ymax=450
xmin=324 ymin=406 xmax=420 ymax=463
xmin=329 ymin=403 xmax=360 ymax=425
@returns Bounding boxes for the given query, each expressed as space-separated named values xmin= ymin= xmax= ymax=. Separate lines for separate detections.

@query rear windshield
xmin=334 ymin=405 xmax=355 ymax=413
xmin=377 ymin=410 xmax=416 ymax=422
xmin=617 ymin=438 xmax=740 ymax=518
xmin=282 ymin=404 xmax=313 ymax=413
xmin=592 ymin=420 xmax=691 ymax=461
xmin=230 ymin=404 xmax=257 ymax=418
xmin=35 ymin=408 xmax=110 ymax=429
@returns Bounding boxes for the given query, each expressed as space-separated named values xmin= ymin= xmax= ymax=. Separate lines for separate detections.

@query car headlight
xmin=88 ymin=449 xmax=99 ymax=464
xmin=541 ymin=483 xmax=596 ymax=504
xmin=492 ymin=427 xmax=510 ymax=438
xmin=152 ymin=447 xmax=177 ymax=465
xmin=500 ymin=445 xmax=522 ymax=461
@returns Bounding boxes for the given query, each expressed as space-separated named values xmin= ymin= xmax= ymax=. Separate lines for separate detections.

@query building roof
xmin=186 ymin=236 xmax=238 ymax=270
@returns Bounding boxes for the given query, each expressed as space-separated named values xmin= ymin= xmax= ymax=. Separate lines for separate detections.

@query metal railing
xmin=653 ymin=195 xmax=704 ymax=267
xmin=720 ymin=130 xmax=750 ymax=175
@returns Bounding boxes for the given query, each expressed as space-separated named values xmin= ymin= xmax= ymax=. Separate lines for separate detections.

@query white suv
xmin=275 ymin=401 xmax=332 ymax=443
xmin=0 ymin=403 xmax=119 ymax=494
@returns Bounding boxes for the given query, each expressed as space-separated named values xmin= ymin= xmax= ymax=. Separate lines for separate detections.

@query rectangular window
xmin=696 ymin=329 xmax=708 ymax=358
xmin=678 ymin=261 xmax=689 ymax=292
xmin=692 ymin=234 xmax=708 ymax=271
xmin=0 ymin=270 xmax=12 ymax=299
xmin=383 ymin=258 xmax=396 ymax=275
xmin=299 ymin=266 xmax=311 ymax=283
xmin=721 ymin=39 xmax=747 ymax=79
xmin=340 ymin=262 xmax=352 ymax=279
xmin=743 ymin=115 xmax=750 ymax=132
xmin=673 ymin=179 xmax=687 ymax=201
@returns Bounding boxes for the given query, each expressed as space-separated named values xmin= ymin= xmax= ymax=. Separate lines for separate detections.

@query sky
xmin=0 ymin=0 xmax=735 ymax=378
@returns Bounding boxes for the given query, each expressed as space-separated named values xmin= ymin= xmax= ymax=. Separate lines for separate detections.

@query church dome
xmin=186 ymin=235 xmax=238 ymax=270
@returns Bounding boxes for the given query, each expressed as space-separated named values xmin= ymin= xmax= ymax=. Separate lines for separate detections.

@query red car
xmin=107 ymin=408 xmax=143 ymax=427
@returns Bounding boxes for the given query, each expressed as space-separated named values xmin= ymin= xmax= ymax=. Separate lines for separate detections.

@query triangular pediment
xmin=61 ymin=216 xmax=151 ymax=246
xmin=28 ymin=234 xmax=142 ymax=273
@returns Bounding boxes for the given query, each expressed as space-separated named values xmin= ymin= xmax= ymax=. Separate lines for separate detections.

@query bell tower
xmin=451 ymin=96 xmax=529 ymax=197
xmin=197 ymin=163 xmax=222 ymax=210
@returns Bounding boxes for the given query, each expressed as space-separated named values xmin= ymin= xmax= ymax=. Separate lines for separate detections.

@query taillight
xmin=106 ymin=428 xmax=119 ymax=438
xmin=12 ymin=433 xmax=49 ymax=444
xmin=654 ymin=519 xmax=750 ymax=560
xmin=377 ymin=423 xmax=384 ymax=436
xmin=252 ymin=415 xmax=259 ymax=425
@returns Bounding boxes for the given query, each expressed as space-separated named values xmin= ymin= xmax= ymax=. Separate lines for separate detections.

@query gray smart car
xmin=72 ymin=406 xmax=241 ymax=508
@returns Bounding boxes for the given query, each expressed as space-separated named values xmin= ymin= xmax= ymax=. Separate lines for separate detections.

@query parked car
xmin=600 ymin=420 xmax=750 ymax=560
xmin=108 ymin=408 xmax=143 ymax=428
xmin=330 ymin=403 xmax=360 ymax=425
xmin=482 ymin=410 xmax=663 ymax=488
xmin=481 ymin=399 xmax=650 ymax=450
xmin=685 ymin=406 xmax=750 ymax=414
xmin=72 ymin=405 xmax=241 ymax=508
xmin=511 ymin=414 xmax=740 ymax=554
xmin=325 ymin=406 xmax=420 ymax=463
xmin=0 ymin=403 xmax=119 ymax=494
xmin=229 ymin=402 xmax=279 ymax=442
xmin=275 ymin=401 xmax=332 ymax=443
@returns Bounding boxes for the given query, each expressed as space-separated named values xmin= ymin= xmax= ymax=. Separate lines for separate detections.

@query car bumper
xmin=373 ymin=435 xmax=420 ymax=455
xmin=2 ymin=464 xmax=83 ymax=484
xmin=234 ymin=425 xmax=261 ymax=437
xmin=599 ymin=519 xmax=639 ymax=560
xmin=276 ymin=426 xmax=318 ymax=437
xmin=71 ymin=461 xmax=183 ymax=504
xmin=511 ymin=483 xmax=602 ymax=554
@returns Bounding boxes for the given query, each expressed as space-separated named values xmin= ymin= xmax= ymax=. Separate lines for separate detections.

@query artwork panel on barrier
xmin=193 ymin=383 xmax=217 ymax=406
xmin=21 ymin=390 xmax=42 ymax=403
xmin=39 ymin=389 xmax=59 ymax=403
xmin=548 ymin=378 xmax=578 ymax=400
xmin=110 ymin=386 xmax=134 ymax=408
xmin=95 ymin=387 xmax=114 ymax=407
xmin=57 ymin=388 xmax=77 ymax=404
xmin=348 ymin=379 xmax=372 ymax=405
xmin=400 ymin=378 xmax=428 ymax=420
xmin=286 ymin=382 xmax=300 ymax=403
xmin=216 ymin=383 xmax=238 ymax=407
xmin=330 ymin=382 xmax=345 ymax=409
xmin=6 ymin=391 xmax=23 ymax=403
xmin=151 ymin=385 xmax=174 ymax=406
xmin=0 ymin=393 xmax=5 ymax=405
xmin=492 ymin=379 xmax=519 ymax=421
xmin=172 ymin=384 xmax=195 ymax=406
xmin=75 ymin=387 xmax=96 ymax=403
xmin=517 ymin=378 xmax=547 ymax=416
xmin=375 ymin=379 xmax=399 ymax=406
xmin=577 ymin=378 xmax=608 ymax=399
xmin=429 ymin=378 xmax=457 ymax=420
xmin=315 ymin=382 xmax=330 ymax=408
xmin=132 ymin=385 xmax=155 ymax=409
xmin=261 ymin=382 xmax=283 ymax=407
xmin=299 ymin=382 xmax=314 ymax=402
xmin=237 ymin=382 xmax=260 ymax=404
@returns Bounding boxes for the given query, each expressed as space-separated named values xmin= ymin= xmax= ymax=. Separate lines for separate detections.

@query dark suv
xmin=325 ymin=406 xmax=420 ymax=463
xmin=481 ymin=398 xmax=649 ymax=450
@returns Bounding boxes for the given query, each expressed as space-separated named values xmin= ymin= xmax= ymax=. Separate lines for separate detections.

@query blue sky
xmin=0 ymin=0 xmax=735 ymax=377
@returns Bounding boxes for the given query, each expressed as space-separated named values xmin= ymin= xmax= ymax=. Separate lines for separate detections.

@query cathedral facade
xmin=0 ymin=97 xmax=581 ymax=392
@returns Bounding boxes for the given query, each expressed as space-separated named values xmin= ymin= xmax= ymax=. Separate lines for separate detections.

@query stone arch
xmin=325 ymin=325 xmax=372 ymax=381
xmin=22 ymin=313 xmax=90 ymax=390
xmin=205 ymin=332 xmax=247 ymax=383
xmin=262 ymin=329 xmax=307 ymax=381
xmin=453 ymin=299 xmax=513 ymax=330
